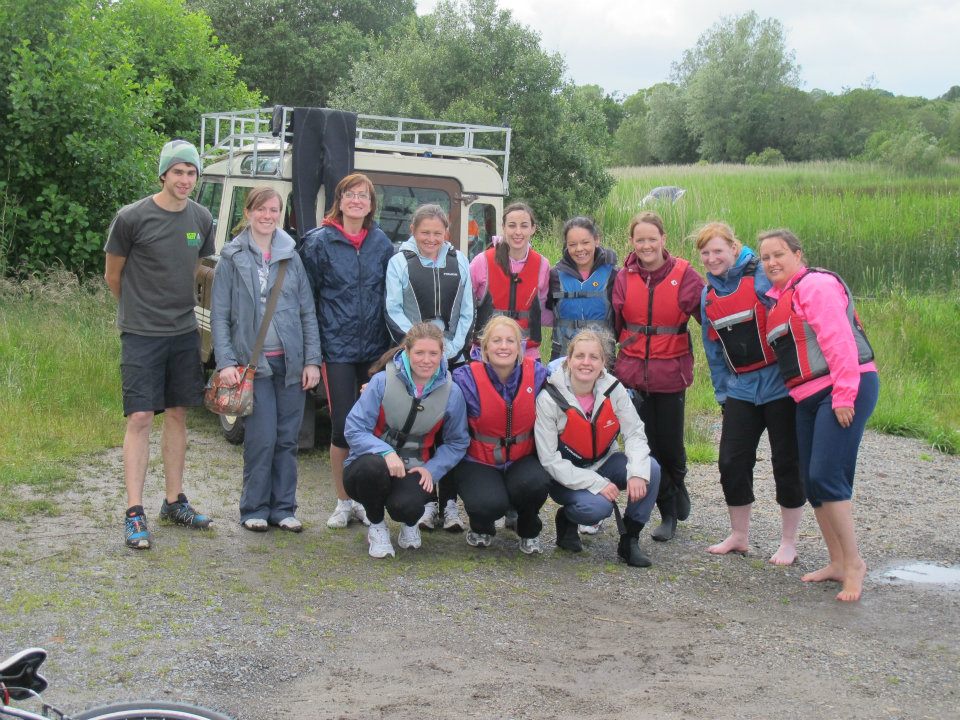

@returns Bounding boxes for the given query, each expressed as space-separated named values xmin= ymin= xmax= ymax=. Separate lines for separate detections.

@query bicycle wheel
xmin=72 ymin=701 xmax=234 ymax=720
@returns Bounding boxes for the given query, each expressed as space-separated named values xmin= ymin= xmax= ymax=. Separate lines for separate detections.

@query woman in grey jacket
xmin=211 ymin=187 xmax=321 ymax=532
xmin=535 ymin=329 xmax=661 ymax=566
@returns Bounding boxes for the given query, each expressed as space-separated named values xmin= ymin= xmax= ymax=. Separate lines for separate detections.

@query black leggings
xmin=322 ymin=361 xmax=375 ymax=448
xmin=451 ymin=454 xmax=550 ymax=538
xmin=633 ymin=389 xmax=687 ymax=515
xmin=719 ymin=396 xmax=804 ymax=508
xmin=343 ymin=454 xmax=432 ymax=525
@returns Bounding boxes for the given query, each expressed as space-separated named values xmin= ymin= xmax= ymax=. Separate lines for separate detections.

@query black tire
xmin=219 ymin=412 xmax=245 ymax=444
xmin=73 ymin=701 xmax=234 ymax=720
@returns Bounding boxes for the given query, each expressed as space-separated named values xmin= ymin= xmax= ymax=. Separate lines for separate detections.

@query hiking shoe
xmin=418 ymin=501 xmax=439 ymax=530
xmin=125 ymin=512 xmax=151 ymax=550
xmin=442 ymin=500 xmax=465 ymax=532
xmin=579 ymin=519 xmax=604 ymax=536
xmin=327 ymin=499 xmax=369 ymax=528
xmin=275 ymin=517 xmax=302 ymax=533
xmin=466 ymin=531 xmax=492 ymax=548
xmin=519 ymin=536 xmax=543 ymax=555
xmin=367 ymin=522 xmax=395 ymax=558
xmin=159 ymin=494 xmax=211 ymax=529
xmin=397 ymin=523 xmax=422 ymax=549
xmin=242 ymin=518 xmax=268 ymax=532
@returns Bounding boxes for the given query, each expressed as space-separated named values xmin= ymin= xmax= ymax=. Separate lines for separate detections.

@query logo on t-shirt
xmin=185 ymin=232 xmax=201 ymax=247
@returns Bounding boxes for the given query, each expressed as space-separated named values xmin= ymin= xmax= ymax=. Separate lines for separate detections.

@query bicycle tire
xmin=72 ymin=701 xmax=234 ymax=720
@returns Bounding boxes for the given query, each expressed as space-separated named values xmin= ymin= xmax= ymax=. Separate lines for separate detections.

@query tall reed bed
xmin=595 ymin=162 xmax=959 ymax=294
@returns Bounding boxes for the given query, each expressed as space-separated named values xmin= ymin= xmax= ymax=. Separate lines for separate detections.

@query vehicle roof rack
xmin=200 ymin=106 xmax=512 ymax=192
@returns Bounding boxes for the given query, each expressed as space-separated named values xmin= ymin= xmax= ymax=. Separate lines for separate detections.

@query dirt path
xmin=2 ymin=415 xmax=959 ymax=719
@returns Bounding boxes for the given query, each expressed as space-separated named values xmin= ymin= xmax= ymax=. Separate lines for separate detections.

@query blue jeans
xmin=796 ymin=372 xmax=879 ymax=507
xmin=548 ymin=453 xmax=661 ymax=525
xmin=241 ymin=356 xmax=306 ymax=523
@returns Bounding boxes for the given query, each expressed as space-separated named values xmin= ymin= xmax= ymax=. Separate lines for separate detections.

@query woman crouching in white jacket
xmin=535 ymin=329 xmax=661 ymax=566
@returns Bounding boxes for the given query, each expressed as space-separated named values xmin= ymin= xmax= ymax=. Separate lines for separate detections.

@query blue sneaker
xmin=159 ymin=494 xmax=212 ymax=529
xmin=125 ymin=512 xmax=151 ymax=549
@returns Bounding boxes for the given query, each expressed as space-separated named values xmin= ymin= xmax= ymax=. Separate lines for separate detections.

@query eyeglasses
xmin=342 ymin=191 xmax=370 ymax=201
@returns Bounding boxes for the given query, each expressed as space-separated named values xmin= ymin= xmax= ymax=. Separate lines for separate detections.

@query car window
xmin=467 ymin=202 xmax=496 ymax=259
xmin=196 ymin=181 xmax=223 ymax=236
xmin=374 ymin=185 xmax=451 ymax=250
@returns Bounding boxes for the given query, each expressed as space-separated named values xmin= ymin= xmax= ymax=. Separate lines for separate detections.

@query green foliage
xmin=0 ymin=0 xmax=258 ymax=274
xmin=189 ymin=0 xmax=415 ymax=107
xmin=0 ymin=272 xmax=125 ymax=512
xmin=673 ymin=12 xmax=799 ymax=162
xmin=863 ymin=128 xmax=944 ymax=174
xmin=330 ymin=0 xmax=613 ymax=220
xmin=600 ymin=162 xmax=960 ymax=294
xmin=644 ymin=83 xmax=698 ymax=164
xmin=745 ymin=148 xmax=786 ymax=166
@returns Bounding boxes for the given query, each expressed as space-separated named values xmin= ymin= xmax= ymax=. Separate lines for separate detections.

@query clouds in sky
xmin=416 ymin=0 xmax=959 ymax=98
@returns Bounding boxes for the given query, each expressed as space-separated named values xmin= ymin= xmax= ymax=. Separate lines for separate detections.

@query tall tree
xmin=330 ymin=0 xmax=613 ymax=219
xmin=190 ymin=0 xmax=416 ymax=106
xmin=673 ymin=12 xmax=799 ymax=162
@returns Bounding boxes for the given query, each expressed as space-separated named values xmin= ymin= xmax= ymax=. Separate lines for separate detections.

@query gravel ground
xmin=2 ymin=413 xmax=959 ymax=720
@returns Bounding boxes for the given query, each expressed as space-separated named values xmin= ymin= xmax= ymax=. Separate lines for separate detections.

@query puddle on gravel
xmin=879 ymin=562 xmax=960 ymax=587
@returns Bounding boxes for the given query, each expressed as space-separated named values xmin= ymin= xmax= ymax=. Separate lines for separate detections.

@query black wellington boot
xmin=554 ymin=507 xmax=583 ymax=553
xmin=675 ymin=481 xmax=691 ymax=522
xmin=651 ymin=496 xmax=677 ymax=542
xmin=617 ymin=519 xmax=652 ymax=567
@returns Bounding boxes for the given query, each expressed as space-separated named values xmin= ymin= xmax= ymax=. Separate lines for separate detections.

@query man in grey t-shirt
xmin=104 ymin=139 xmax=216 ymax=550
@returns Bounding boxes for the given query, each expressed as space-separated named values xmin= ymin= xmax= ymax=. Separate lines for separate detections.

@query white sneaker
xmin=579 ymin=519 xmax=604 ymax=536
xmin=494 ymin=517 xmax=506 ymax=530
xmin=242 ymin=518 xmax=268 ymax=532
xmin=350 ymin=501 xmax=371 ymax=527
xmin=367 ymin=522 xmax=395 ymax=558
xmin=327 ymin=499 xmax=353 ymax=528
xmin=442 ymin=500 xmax=465 ymax=532
xmin=519 ymin=536 xmax=543 ymax=555
xmin=397 ymin=523 xmax=422 ymax=549
xmin=466 ymin=531 xmax=492 ymax=547
xmin=418 ymin=501 xmax=439 ymax=530
xmin=276 ymin=516 xmax=303 ymax=533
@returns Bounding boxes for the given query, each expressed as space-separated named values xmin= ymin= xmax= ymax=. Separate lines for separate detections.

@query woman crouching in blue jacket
xmin=211 ymin=187 xmax=321 ymax=532
xmin=696 ymin=222 xmax=805 ymax=565
xmin=342 ymin=323 xmax=469 ymax=558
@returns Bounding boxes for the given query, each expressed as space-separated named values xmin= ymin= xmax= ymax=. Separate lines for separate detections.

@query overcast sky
xmin=416 ymin=0 xmax=959 ymax=99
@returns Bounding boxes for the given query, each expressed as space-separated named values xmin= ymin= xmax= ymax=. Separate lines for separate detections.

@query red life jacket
xmin=618 ymin=258 xmax=691 ymax=359
xmin=544 ymin=381 xmax=621 ymax=467
xmin=765 ymin=268 xmax=874 ymax=388
xmin=466 ymin=358 xmax=537 ymax=465
xmin=475 ymin=247 xmax=543 ymax=348
xmin=704 ymin=260 xmax=777 ymax=374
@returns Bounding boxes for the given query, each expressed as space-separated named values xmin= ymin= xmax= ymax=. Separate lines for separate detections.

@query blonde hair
xmin=561 ymin=328 xmax=614 ymax=370
xmin=693 ymin=221 xmax=742 ymax=255
xmin=478 ymin=315 xmax=523 ymax=365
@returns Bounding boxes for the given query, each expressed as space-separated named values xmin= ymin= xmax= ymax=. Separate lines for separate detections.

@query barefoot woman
xmin=759 ymin=229 xmax=879 ymax=601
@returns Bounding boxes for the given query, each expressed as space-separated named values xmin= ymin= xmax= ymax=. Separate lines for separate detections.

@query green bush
xmin=745 ymin=147 xmax=786 ymax=165
xmin=863 ymin=128 xmax=943 ymax=174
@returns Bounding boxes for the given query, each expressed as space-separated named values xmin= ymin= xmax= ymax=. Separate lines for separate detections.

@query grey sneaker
xmin=519 ymin=536 xmax=543 ymax=555
xmin=397 ymin=523 xmax=422 ymax=549
xmin=466 ymin=531 xmax=492 ymax=548
xmin=275 ymin=517 xmax=302 ymax=533
xmin=418 ymin=501 xmax=439 ymax=530
xmin=242 ymin=518 xmax=268 ymax=532
xmin=442 ymin=500 xmax=465 ymax=532
xmin=159 ymin=494 xmax=211 ymax=529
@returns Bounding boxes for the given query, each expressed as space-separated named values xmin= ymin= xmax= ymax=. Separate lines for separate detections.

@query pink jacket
xmin=766 ymin=267 xmax=877 ymax=407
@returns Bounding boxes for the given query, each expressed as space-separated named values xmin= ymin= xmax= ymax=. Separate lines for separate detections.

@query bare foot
xmin=706 ymin=534 xmax=749 ymax=555
xmin=836 ymin=558 xmax=867 ymax=602
xmin=769 ymin=543 xmax=798 ymax=566
xmin=801 ymin=563 xmax=844 ymax=583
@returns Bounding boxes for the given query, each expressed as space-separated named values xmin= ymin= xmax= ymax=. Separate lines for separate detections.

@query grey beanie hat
xmin=158 ymin=139 xmax=202 ymax=177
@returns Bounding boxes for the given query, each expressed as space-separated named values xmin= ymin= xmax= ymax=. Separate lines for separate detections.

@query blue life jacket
xmin=551 ymin=264 xmax=615 ymax=355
